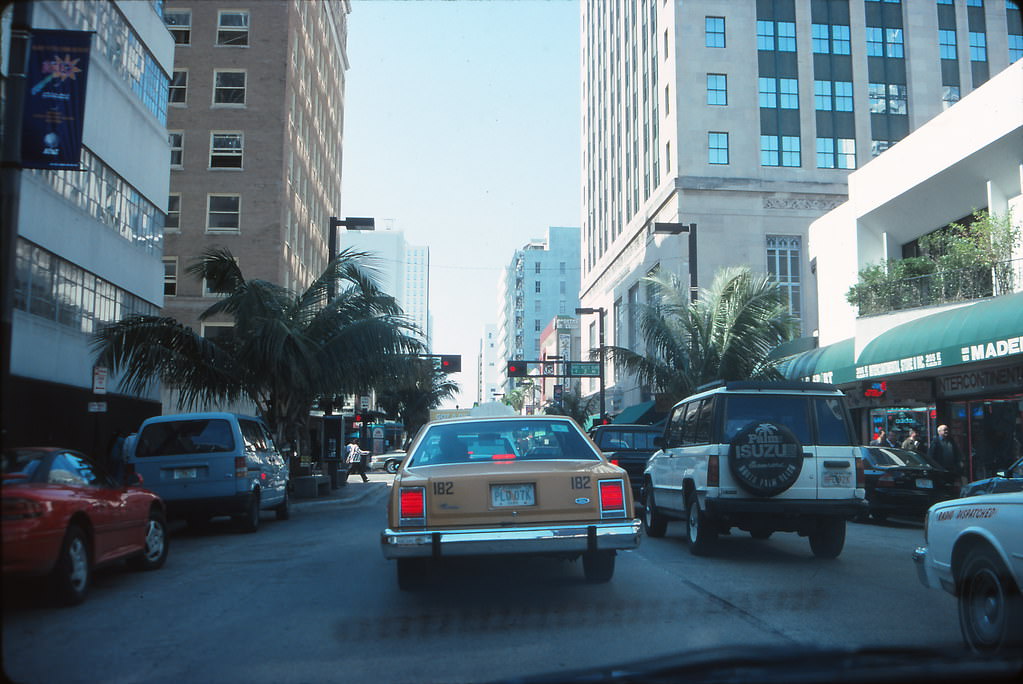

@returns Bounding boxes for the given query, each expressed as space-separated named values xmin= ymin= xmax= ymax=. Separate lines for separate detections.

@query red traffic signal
xmin=439 ymin=354 xmax=461 ymax=373
xmin=507 ymin=361 xmax=528 ymax=377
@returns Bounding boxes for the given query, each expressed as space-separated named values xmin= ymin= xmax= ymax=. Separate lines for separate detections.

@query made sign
xmin=568 ymin=362 xmax=601 ymax=377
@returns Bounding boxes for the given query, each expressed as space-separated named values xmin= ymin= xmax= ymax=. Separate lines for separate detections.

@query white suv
xmin=643 ymin=381 xmax=866 ymax=558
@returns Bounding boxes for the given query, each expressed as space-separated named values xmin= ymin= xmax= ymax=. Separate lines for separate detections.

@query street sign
xmin=568 ymin=362 xmax=601 ymax=377
xmin=92 ymin=366 xmax=108 ymax=395
xmin=543 ymin=363 xmax=555 ymax=375
xmin=555 ymin=317 xmax=579 ymax=330
xmin=87 ymin=402 xmax=107 ymax=413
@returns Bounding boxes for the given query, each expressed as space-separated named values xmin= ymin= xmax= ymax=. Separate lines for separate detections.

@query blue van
xmin=128 ymin=412 xmax=289 ymax=532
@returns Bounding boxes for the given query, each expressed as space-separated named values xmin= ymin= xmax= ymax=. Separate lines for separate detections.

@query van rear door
xmin=132 ymin=418 xmax=240 ymax=501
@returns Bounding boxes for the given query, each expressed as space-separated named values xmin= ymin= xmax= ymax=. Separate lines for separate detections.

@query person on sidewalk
xmin=928 ymin=424 xmax=966 ymax=486
xmin=345 ymin=440 xmax=369 ymax=483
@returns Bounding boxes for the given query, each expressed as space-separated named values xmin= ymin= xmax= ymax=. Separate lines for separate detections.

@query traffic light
xmin=439 ymin=354 xmax=461 ymax=373
xmin=507 ymin=360 xmax=528 ymax=377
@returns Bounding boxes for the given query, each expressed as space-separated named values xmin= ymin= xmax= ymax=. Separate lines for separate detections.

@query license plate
xmin=916 ymin=478 xmax=933 ymax=489
xmin=491 ymin=483 xmax=535 ymax=507
xmin=822 ymin=471 xmax=852 ymax=488
xmin=174 ymin=468 xmax=197 ymax=479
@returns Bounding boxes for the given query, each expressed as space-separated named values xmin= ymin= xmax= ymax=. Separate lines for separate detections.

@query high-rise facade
xmin=160 ymin=0 xmax=349 ymax=338
xmin=5 ymin=0 xmax=173 ymax=450
xmin=580 ymin=0 xmax=1022 ymax=408
xmin=497 ymin=226 xmax=581 ymax=392
xmin=339 ymin=229 xmax=431 ymax=349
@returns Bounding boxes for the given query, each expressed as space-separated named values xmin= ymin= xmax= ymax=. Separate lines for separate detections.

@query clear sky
xmin=342 ymin=0 xmax=581 ymax=409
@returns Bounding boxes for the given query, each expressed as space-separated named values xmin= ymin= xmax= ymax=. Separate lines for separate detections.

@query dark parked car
xmin=588 ymin=423 xmax=662 ymax=500
xmin=859 ymin=446 xmax=957 ymax=521
xmin=960 ymin=456 xmax=1023 ymax=498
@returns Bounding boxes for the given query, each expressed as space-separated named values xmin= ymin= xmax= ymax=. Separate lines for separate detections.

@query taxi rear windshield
xmin=136 ymin=419 xmax=236 ymax=457
xmin=409 ymin=420 xmax=599 ymax=466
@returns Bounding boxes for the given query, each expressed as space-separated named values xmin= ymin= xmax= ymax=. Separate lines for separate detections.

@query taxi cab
xmin=380 ymin=416 xmax=641 ymax=589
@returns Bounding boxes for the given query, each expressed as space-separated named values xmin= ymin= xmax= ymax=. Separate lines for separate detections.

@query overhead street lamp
xmin=653 ymin=222 xmax=698 ymax=302
xmin=575 ymin=306 xmax=606 ymax=422
xmin=327 ymin=216 xmax=375 ymax=299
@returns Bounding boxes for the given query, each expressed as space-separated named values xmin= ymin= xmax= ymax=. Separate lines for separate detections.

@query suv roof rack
xmin=694 ymin=380 xmax=839 ymax=393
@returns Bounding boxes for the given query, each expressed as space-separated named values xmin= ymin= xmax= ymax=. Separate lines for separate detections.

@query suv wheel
xmin=809 ymin=517 xmax=845 ymax=559
xmin=686 ymin=496 xmax=716 ymax=556
xmin=643 ymin=485 xmax=668 ymax=538
xmin=958 ymin=546 xmax=1023 ymax=653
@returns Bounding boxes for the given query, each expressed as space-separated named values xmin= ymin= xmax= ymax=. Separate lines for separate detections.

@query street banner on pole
xmin=21 ymin=29 xmax=93 ymax=170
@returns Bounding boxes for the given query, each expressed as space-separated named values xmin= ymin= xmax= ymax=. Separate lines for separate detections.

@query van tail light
xmin=856 ymin=457 xmax=865 ymax=489
xmin=2 ymin=498 xmax=46 ymax=520
xmin=235 ymin=457 xmax=247 ymax=479
xmin=399 ymin=487 xmax=426 ymax=524
xmin=707 ymin=454 xmax=720 ymax=487
xmin=598 ymin=479 xmax=626 ymax=518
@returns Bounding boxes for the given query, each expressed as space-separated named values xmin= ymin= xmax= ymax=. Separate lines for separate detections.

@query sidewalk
xmin=291 ymin=471 xmax=393 ymax=508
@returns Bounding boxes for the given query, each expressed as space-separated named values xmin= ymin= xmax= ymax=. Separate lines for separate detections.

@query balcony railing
xmin=851 ymin=258 xmax=1022 ymax=317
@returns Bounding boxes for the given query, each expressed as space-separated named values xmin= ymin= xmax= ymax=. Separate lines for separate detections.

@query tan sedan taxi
xmin=381 ymin=416 xmax=641 ymax=589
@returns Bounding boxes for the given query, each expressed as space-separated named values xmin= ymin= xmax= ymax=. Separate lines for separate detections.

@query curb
xmin=292 ymin=481 xmax=389 ymax=508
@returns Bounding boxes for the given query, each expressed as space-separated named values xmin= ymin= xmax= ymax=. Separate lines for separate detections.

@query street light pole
xmin=575 ymin=307 xmax=606 ymax=421
xmin=327 ymin=216 xmax=375 ymax=300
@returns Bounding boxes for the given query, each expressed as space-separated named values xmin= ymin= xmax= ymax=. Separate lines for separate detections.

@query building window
xmin=942 ymin=85 xmax=961 ymax=109
xmin=664 ymin=84 xmax=670 ymax=115
xmin=760 ymin=135 xmax=779 ymax=166
xmin=534 ymin=262 xmax=541 ymax=274
xmin=871 ymin=140 xmax=891 ymax=157
xmin=201 ymin=323 xmax=234 ymax=338
xmin=781 ymin=136 xmax=801 ymax=167
xmin=766 ymin=236 xmax=801 ymax=321
xmin=216 ymin=10 xmax=249 ymax=46
xmin=559 ymin=261 xmax=566 ymax=275
xmin=867 ymin=27 xmax=904 ymax=57
xmin=816 ymin=138 xmax=856 ymax=169
xmin=665 ymin=141 xmax=671 ymax=173
xmin=969 ymin=32 xmax=987 ymax=61
xmin=834 ymin=81 xmax=853 ymax=111
xmin=759 ymin=78 xmax=777 ymax=108
xmin=169 ymin=69 xmax=187 ymax=104
xmin=1010 ymin=35 xmax=1023 ymax=63
xmin=706 ymin=73 xmax=727 ymax=105
xmin=207 ymin=194 xmax=241 ymax=232
xmin=761 ymin=136 xmax=801 ymax=167
xmin=814 ymin=81 xmax=832 ymax=110
xmin=759 ymin=78 xmax=798 ymax=109
xmin=213 ymin=70 xmax=246 ymax=105
xmin=758 ymin=21 xmax=796 ymax=52
xmin=705 ymin=17 xmax=725 ymax=48
xmin=209 ymin=132 xmax=243 ymax=169
xmin=168 ymin=131 xmax=183 ymax=168
xmin=814 ymin=80 xmax=853 ymax=111
xmin=869 ymin=83 xmax=907 ymax=114
xmin=708 ymin=132 xmax=729 ymax=164
xmin=165 ymin=194 xmax=180 ymax=231
xmin=938 ymin=30 xmax=957 ymax=60
xmin=966 ymin=0 xmax=983 ymax=6
xmin=534 ymin=320 xmax=542 ymax=332
xmin=164 ymin=9 xmax=190 ymax=45
xmin=163 ymin=258 xmax=177 ymax=296
xmin=812 ymin=24 xmax=851 ymax=54
xmin=535 ymin=281 xmax=541 ymax=293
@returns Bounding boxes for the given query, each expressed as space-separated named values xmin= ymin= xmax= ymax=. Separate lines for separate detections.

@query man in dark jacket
xmin=928 ymin=424 xmax=965 ymax=484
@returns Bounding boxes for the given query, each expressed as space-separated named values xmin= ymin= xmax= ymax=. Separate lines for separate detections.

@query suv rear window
xmin=722 ymin=395 xmax=853 ymax=446
xmin=596 ymin=429 xmax=660 ymax=450
xmin=136 ymin=419 xmax=236 ymax=457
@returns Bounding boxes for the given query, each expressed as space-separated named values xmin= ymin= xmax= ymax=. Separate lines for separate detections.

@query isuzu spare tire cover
xmin=728 ymin=421 xmax=803 ymax=497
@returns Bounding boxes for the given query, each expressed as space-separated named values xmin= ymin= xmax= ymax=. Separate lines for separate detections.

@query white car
xmin=913 ymin=491 xmax=1023 ymax=653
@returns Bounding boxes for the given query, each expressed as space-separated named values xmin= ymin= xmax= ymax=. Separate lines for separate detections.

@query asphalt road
xmin=2 ymin=474 xmax=966 ymax=684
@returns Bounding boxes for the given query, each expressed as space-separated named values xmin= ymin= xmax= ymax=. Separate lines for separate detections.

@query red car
xmin=2 ymin=447 xmax=169 ymax=605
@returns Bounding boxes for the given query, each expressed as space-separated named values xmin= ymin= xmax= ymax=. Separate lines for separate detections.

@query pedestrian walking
xmin=927 ymin=424 xmax=966 ymax=486
xmin=871 ymin=429 xmax=896 ymax=448
xmin=345 ymin=440 xmax=369 ymax=483
xmin=901 ymin=428 xmax=922 ymax=454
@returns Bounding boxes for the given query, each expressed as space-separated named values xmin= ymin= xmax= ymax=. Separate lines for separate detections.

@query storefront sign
xmin=936 ymin=364 xmax=1023 ymax=398
xmin=856 ymin=352 xmax=943 ymax=380
xmin=959 ymin=336 xmax=1023 ymax=363
xmin=21 ymin=29 xmax=93 ymax=169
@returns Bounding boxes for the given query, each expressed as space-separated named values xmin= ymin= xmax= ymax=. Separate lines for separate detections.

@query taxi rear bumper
xmin=381 ymin=520 xmax=642 ymax=559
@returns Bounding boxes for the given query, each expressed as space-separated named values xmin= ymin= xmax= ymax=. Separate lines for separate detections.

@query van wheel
xmin=686 ymin=496 xmax=716 ymax=556
xmin=583 ymin=550 xmax=615 ymax=583
xmin=275 ymin=490 xmax=290 ymax=521
xmin=809 ymin=518 xmax=845 ymax=559
xmin=128 ymin=510 xmax=168 ymax=571
xmin=643 ymin=486 xmax=668 ymax=538
xmin=53 ymin=525 xmax=90 ymax=606
xmin=236 ymin=491 xmax=260 ymax=533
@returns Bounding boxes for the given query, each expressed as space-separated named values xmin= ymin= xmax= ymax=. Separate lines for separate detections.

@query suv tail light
xmin=235 ymin=457 xmax=247 ymax=479
xmin=856 ymin=456 xmax=865 ymax=488
xmin=598 ymin=479 xmax=626 ymax=518
xmin=399 ymin=487 xmax=426 ymax=525
xmin=707 ymin=454 xmax=720 ymax=487
xmin=2 ymin=498 xmax=46 ymax=520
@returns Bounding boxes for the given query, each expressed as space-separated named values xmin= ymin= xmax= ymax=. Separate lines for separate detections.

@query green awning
xmin=612 ymin=400 xmax=658 ymax=425
xmin=854 ymin=291 xmax=1023 ymax=381
xmin=778 ymin=338 xmax=856 ymax=385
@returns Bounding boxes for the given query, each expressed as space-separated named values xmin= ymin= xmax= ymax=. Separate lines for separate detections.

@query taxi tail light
xmin=399 ymin=487 xmax=425 ymax=521
xmin=855 ymin=456 xmax=865 ymax=488
xmin=2 ymin=498 xmax=46 ymax=520
xmin=599 ymin=480 xmax=626 ymax=518
xmin=610 ymin=458 xmax=619 ymax=466
xmin=492 ymin=453 xmax=516 ymax=460
xmin=707 ymin=454 xmax=720 ymax=487
xmin=235 ymin=457 xmax=247 ymax=479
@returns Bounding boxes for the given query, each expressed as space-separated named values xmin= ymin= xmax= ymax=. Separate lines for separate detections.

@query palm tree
xmin=543 ymin=387 xmax=597 ymax=428
xmin=93 ymin=247 xmax=423 ymax=453
xmin=604 ymin=266 xmax=798 ymax=401
xmin=375 ymin=362 xmax=460 ymax=442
